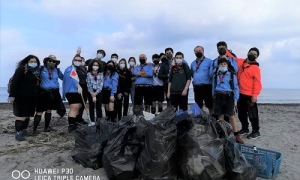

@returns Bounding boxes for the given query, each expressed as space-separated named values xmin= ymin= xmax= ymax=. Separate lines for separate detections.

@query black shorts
xmin=65 ymin=93 xmax=83 ymax=105
xmin=213 ymin=92 xmax=235 ymax=116
xmin=193 ymin=84 xmax=213 ymax=109
xmin=134 ymin=85 xmax=152 ymax=105
xmin=152 ymin=86 xmax=164 ymax=102
xmin=102 ymin=89 xmax=113 ymax=104
xmin=13 ymin=96 xmax=37 ymax=117
xmin=36 ymin=88 xmax=62 ymax=112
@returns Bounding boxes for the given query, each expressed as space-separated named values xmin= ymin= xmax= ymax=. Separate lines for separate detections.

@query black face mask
xmin=166 ymin=54 xmax=173 ymax=60
xmin=153 ymin=61 xmax=159 ymax=65
xmin=218 ymin=48 xmax=226 ymax=56
xmin=195 ymin=52 xmax=203 ymax=58
xmin=139 ymin=59 xmax=146 ymax=64
xmin=107 ymin=65 xmax=114 ymax=70
xmin=161 ymin=57 xmax=167 ymax=62
xmin=247 ymin=54 xmax=256 ymax=61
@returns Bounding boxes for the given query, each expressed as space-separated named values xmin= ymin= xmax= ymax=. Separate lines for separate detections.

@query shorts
xmin=213 ymin=92 xmax=235 ymax=116
xmin=134 ymin=85 xmax=152 ymax=105
xmin=36 ymin=88 xmax=62 ymax=112
xmin=152 ymin=86 xmax=164 ymax=102
xmin=65 ymin=93 xmax=83 ymax=105
xmin=193 ymin=84 xmax=213 ymax=109
xmin=13 ymin=96 xmax=37 ymax=117
xmin=102 ymin=88 xmax=114 ymax=104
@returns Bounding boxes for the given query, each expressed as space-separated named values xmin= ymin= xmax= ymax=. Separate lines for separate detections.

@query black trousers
xmin=238 ymin=93 xmax=260 ymax=131
xmin=87 ymin=92 xmax=103 ymax=122
xmin=116 ymin=93 xmax=130 ymax=120
xmin=170 ymin=92 xmax=188 ymax=111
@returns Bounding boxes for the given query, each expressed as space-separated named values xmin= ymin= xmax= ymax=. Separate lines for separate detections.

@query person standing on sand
xmin=191 ymin=45 xmax=214 ymax=115
xmin=212 ymin=58 xmax=244 ymax=144
xmin=133 ymin=54 xmax=153 ymax=113
xmin=33 ymin=55 xmax=64 ymax=135
xmin=86 ymin=60 xmax=104 ymax=126
xmin=8 ymin=55 xmax=41 ymax=141
xmin=237 ymin=47 xmax=262 ymax=139
xmin=167 ymin=52 xmax=192 ymax=111
xmin=151 ymin=54 xmax=164 ymax=114
xmin=63 ymin=54 xmax=85 ymax=133
xmin=128 ymin=57 xmax=136 ymax=110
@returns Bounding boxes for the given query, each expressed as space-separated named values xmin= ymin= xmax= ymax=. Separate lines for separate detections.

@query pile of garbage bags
xmin=71 ymin=105 xmax=257 ymax=180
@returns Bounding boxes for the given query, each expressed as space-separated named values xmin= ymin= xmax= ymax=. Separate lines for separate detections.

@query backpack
xmin=7 ymin=66 xmax=28 ymax=94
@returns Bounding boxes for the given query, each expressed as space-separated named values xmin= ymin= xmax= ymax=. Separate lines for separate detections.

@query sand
xmin=0 ymin=103 xmax=299 ymax=180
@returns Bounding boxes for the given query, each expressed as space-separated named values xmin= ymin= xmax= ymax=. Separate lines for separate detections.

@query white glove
xmin=93 ymin=97 xmax=97 ymax=102
xmin=78 ymin=85 xmax=82 ymax=94
xmin=117 ymin=93 xmax=123 ymax=100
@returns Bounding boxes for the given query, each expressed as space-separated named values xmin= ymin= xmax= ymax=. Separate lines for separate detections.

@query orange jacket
xmin=237 ymin=58 xmax=262 ymax=97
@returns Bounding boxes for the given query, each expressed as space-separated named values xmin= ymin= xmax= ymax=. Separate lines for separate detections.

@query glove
xmin=93 ymin=97 xmax=97 ymax=102
xmin=117 ymin=93 xmax=123 ymax=100
xmin=124 ymin=92 xmax=129 ymax=97
xmin=78 ymin=85 xmax=82 ymax=94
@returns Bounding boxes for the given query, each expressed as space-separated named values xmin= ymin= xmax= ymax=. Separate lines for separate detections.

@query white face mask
xmin=74 ymin=61 xmax=81 ymax=67
xmin=119 ymin=64 xmax=125 ymax=69
xmin=92 ymin=66 xmax=99 ymax=71
xmin=129 ymin=62 xmax=135 ymax=66
xmin=28 ymin=62 xmax=37 ymax=68
xmin=112 ymin=58 xmax=118 ymax=63
xmin=175 ymin=59 xmax=183 ymax=64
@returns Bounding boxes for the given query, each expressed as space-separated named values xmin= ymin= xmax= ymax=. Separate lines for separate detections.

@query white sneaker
xmin=88 ymin=122 xmax=95 ymax=126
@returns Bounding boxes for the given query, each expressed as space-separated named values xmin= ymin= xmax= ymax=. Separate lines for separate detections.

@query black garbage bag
xmin=137 ymin=107 xmax=178 ymax=180
xmin=215 ymin=120 xmax=232 ymax=138
xmin=177 ymin=111 xmax=226 ymax=180
xmin=223 ymin=138 xmax=257 ymax=180
xmin=102 ymin=115 xmax=143 ymax=180
xmin=71 ymin=119 xmax=114 ymax=169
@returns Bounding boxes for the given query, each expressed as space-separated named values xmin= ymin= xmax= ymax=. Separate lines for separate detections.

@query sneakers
xmin=238 ymin=129 xmax=249 ymax=135
xmin=44 ymin=127 xmax=57 ymax=132
xmin=22 ymin=129 xmax=29 ymax=137
xmin=235 ymin=135 xmax=245 ymax=144
xmin=15 ymin=131 xmax=26 ymax=141
xmin=247 ymin=131 xmax=260 ymax=139
xmin=88 ymin=122 xmax=95 ymax=126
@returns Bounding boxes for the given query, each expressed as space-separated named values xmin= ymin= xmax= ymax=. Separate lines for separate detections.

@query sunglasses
xmin=48 ymin=60 xmax=56 ymax=63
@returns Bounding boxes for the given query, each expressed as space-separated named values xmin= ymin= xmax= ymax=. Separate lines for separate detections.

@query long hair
xmin=87 ymin=59 xmax=103 ymax=73
xmin=17 ymin=55 xmax=40 ymax=68
xmin=105 ymin=60 xmax=117 ymax=77
xmin=118 ymin=58 xmax=128 ymax=70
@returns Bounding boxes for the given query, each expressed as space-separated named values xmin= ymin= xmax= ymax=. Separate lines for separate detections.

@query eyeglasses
xmin=74 ymin=59 xmax=82 ymax=62
xmin=48 ymin=60 xmax=56 ymax=63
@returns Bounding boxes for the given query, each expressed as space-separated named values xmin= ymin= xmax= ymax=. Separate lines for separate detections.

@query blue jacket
xmin=63 ymin=65 xmax=80 ymax=95
xmin=191 ymin=57 xmax=213 ymax=85
xmin=209 ymin=57 xmax=238 ymax=78
xmin=133 ymin=64 xmax=153 ymax=85
xmin=40 ymin=66 xmax=63 ymax=90
xmin=103 ymin=72 xmax=119 ymax=96
xmin=212 ymin=71 xmax=239 ymax=102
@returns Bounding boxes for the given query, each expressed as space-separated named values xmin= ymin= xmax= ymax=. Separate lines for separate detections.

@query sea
xmin=1 ymin=87 xmax=300 ymax=104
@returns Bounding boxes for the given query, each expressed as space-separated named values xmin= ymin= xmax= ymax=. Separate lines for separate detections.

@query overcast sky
xmin=1 ymin=0 xmax=300 ymax=89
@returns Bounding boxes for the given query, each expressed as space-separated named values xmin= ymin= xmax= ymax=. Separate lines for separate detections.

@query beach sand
xmin=0 ymin=103 xmax=299 ymax=180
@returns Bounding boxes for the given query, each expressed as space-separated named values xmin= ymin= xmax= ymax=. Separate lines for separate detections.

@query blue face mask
xmin=28 ymin=62 xmax=37 ymax=68
xmin=97 ymin=54 xmax=103 ymax=59
xmin=219 ymin=67 xmax=228 ymax=72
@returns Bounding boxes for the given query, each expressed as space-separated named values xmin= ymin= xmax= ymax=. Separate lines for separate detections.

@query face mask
xmin=153 ymin=61 xmax=159 ymax=65
xmin=97 ymin=54 xmax=103 ymax=59
xmin=129 ymin=62 xmax=135 ymax=66
xmin=166 ymin=54 xmax=173 ymax=60
xmin=28 ymin=62 xmax=37 ymax=68
xmin=247 ymin=54 xmax=256 ymax=61
xmin=195 ymin=52 xmax=203 ymax=58
xmin=119 ymin=64 xmax=125 ymax=69
xmin=161 ymin=57 xmax=167 ymax=62
xmin=139 ymin=59 xmax=146 ymax=64
xmin=218 ymin=48 xmax=226 ymax=56
xmin=92 ymin=66 xmax=99 ymax=71
xmin=47 ymin=62 xmax=55 ymax=69
xmin=74 ymin=61 xmax=81 ymax=67
xmin=112 ymin=58 xmax=118 ymax=63
xmin=107 ymin=65 xmax=114 ymax=70
xmin=175 ymin=59 xmax=183 ymax=64
xmin=219 ymin=67 xmax=228 ymax=72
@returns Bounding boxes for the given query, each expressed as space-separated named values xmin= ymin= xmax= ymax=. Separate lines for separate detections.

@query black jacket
xmin=9 ymin=66 xmax=40 ymax=97
xmin=158 ymin=61 xmax=169 ymax=86
xmin=117 ymin=69 xmax=131 ymax=94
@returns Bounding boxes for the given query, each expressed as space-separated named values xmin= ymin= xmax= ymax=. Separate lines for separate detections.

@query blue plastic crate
xmin=236 ymin=143 xmax=283 ymax=179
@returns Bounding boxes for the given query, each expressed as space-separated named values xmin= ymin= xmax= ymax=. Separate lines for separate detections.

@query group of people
xmin=8 ymin=41 xmax=262 ymax=144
